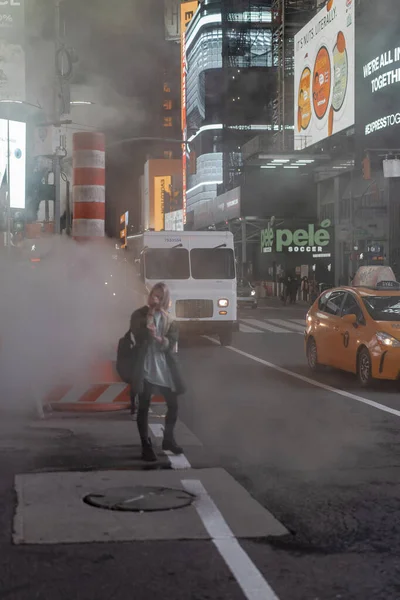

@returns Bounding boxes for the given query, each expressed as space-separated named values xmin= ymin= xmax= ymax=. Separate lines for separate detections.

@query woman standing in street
xmin=129 ymin=282 xmax=185 ymax=462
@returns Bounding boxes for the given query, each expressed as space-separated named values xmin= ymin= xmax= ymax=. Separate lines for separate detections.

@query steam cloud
xmin=0 ymin=237 xmax=144 ymax=416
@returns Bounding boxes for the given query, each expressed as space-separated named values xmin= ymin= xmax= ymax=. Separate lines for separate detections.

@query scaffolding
xmin=271 ymin=0 xmax=317 ymax=151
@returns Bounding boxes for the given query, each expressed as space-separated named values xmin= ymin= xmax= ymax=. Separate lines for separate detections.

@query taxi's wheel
xmin=357 ymin=347 xmax=373 ymax=387
xmin=307 ymin=337 xmax=320 ymax=371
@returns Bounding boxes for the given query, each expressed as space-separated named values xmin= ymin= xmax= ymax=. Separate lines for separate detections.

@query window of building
xmin=320 ymin=203 xmax=334 ymax=223
xmin=163 ymin=117 xmax=173 ymax=128
xmin=163 ymin=99 xmax=172 ymax=111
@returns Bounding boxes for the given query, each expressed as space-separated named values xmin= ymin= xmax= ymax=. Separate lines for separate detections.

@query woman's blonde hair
xmin=149 ymin=282 xmax=171 ymax=311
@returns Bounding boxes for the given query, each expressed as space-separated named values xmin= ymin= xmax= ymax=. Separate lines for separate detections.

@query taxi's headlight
xmin=218 ymin=298 xmax=229 ymax=307
xmin=251 ymin=290 xmax=256 ymax=296
xmin=376 ymin=331 xmax=400 ymax=347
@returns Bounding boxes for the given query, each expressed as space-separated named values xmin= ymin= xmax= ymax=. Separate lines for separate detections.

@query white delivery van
xmin=127 ymin=231 xmax=238 ymax=345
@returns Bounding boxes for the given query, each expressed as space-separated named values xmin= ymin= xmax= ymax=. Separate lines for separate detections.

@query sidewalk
xmin=6 ymin=409 xmax=287 ymax=600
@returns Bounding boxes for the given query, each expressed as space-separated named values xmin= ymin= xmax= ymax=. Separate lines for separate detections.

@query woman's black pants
xmin=137 ymin=380 xmax=178 ymax=444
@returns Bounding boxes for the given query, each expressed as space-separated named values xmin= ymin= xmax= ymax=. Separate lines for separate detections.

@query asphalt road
xmin=179 ymin=305 xmax=400 ymax=599
xmin=2 ymin=303 xmax=400 ymax=599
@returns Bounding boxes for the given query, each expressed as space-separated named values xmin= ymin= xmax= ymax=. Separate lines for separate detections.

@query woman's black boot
xmin=141 ymin=438 xmax=157 ymax=462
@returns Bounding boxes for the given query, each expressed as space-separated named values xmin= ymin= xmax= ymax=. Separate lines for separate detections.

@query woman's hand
xmin=147 ymin=321 xmax=157 ymax=337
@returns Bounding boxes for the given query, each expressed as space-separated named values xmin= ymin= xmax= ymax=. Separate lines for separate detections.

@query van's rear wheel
xmin=219 ymin=330 xmax=233 ymax=346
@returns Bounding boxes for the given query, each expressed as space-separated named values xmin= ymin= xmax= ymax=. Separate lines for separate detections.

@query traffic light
xmin=362 ymin=155 xmax=371 ymax=180
xmin=120 ymin=211 xmax=128 ymax=249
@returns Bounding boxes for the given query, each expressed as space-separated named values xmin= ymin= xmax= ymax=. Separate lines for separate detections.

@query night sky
xmin=62 ymin=0 xmax=167 ymax=234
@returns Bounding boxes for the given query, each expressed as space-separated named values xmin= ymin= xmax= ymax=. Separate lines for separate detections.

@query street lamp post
xmin=6 ymin=118 xmax=10 ymax=250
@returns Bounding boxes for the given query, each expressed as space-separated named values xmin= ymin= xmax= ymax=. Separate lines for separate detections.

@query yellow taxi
xmin=305 ymin=267 xmax=400 ymax=386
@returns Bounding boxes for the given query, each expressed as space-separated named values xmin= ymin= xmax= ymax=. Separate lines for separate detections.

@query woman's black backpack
xmin=116 ymin=331 xmax=136 ymax=384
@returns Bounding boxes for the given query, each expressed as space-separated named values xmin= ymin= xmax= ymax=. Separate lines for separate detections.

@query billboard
xmin=0 ymin=0 xmax=25 ymax=101
xmin=154 ymin=175 xmax=172 ymax=231
xmin=294 ymin=0 xmax=355 ymax=151
xmin=165 ymin=0 xmax=180 ymax=41
xmin=260 ymin=219 xmax=333 ymax=259
xmin=356 ymin=0 xmax=400 ymax=150
xmin=0 ymin=119 xmax=26 ymax=209
xmin=181 ymin=1 xmax=198 ymax=225
xmin=165 ymin=209 xmax=184 ymax=231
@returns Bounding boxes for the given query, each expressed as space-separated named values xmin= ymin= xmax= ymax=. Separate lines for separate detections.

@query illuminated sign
xmin=261 ymin=220 xmax=332 ymax=255
xmin=294 ymin=0 xmax=354 ymax=150
xmin=165 ymin=0 xmax=180 ymax=41
xmin=357 ymin=0 xmax=400 ymax=146
xmin=165 ymin=209 xmax=184 ymax=231
xmin=363 ymin=48 xmax=400 ymax=136
xmin=154 ymin=175 xmax=172 ymax=231
xmin=181 ymin=1 xmax=198 ymax=225
xmin=0 ymin=119 xmax=26 ymax=209
xmin=0 ymin=0 xmax=25 ymax=101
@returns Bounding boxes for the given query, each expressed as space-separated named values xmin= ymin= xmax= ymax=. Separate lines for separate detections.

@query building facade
xmin=183 ymin=0 xmax=274 ymax=229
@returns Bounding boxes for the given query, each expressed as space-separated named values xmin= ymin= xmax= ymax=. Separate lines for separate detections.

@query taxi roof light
xmin=353 ymin=266 xmax=398 ymax=289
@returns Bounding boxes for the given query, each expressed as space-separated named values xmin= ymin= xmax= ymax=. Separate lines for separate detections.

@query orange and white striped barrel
xmin=72 ymin=132 xmax=106 ymax=239
xmin=43 ymin=347 xmax=166 ymax=413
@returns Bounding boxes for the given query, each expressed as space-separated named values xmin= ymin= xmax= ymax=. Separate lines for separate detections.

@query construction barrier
xmin=45 ymin=383 xmax=131 ymax=412
xmin=44 ymin=355 xmax=166 ymax=413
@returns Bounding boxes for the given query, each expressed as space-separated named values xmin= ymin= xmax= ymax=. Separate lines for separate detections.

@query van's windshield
xmin=190 ymin=248 xmax=235 ymax=280
xmin=144 ymin=248 xmax=190 ymax=280
xmin=144 ymin=247 xmax=235 ymax=280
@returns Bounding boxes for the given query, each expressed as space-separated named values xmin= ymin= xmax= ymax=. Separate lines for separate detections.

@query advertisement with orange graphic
xmin=297 ymin=67 xmax=312 ymax=132
xmin=294 ymin=0 xmax=354 ymax=150
xmin=313 ymin=46 xmax=331 ymax=119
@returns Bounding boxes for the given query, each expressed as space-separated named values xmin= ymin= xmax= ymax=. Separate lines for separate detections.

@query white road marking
xmin=95 ymin=383 xmax=127 ymax=403
xmin=290 ymin=319 xmax=307 ymax=326
xmin=268 ymin=319 xmax=305 ymax=333
xmin=240 ymin=323 xmax=264 ymax=333
xmin=167 ymin=453 xmax=192 ymax=470
xmin=149 ymin=424 xmax=192 ymax=470
xmin=205 ymin=336 xmax=400 ymax=419
xmin=58 ymin=385 xmax=92 ymax=404
xmin=241 ymin=319 xmax=291 ymax=334
xmin=182 ymin=479 xmax=280 ymax=600
xmin=149 ymin=423 xmax=164 ymax=438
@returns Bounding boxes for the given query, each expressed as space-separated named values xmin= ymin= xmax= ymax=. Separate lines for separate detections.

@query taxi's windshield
xmin=362 ymin=296 xmax=400 ymax=322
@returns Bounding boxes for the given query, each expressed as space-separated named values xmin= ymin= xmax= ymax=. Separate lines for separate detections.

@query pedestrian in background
xmin=288 ymin=276 xmax=298 ymax=304
xmin=129 ymin=282 xmax=185 ymax=462
xmin=310 ymin=279 xmax=319 ymax=304
xmin=301 ymin=276 xmax=309 ymax=302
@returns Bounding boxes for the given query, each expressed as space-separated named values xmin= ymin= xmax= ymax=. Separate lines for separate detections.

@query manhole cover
xmin=83 ymin=486 xmax=195 ymax=512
